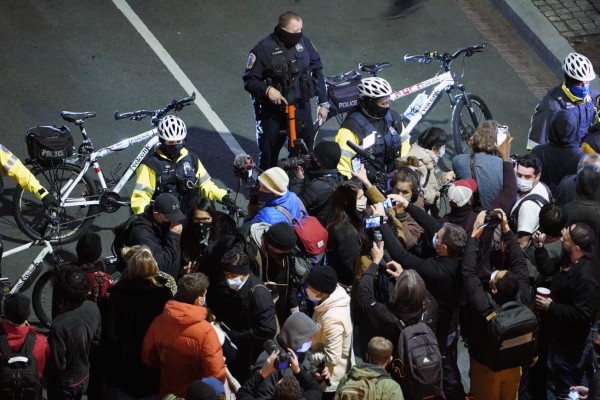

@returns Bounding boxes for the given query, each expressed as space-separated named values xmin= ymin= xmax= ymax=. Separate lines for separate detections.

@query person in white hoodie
xmin=306 ymin=266 xmax=354 ymax=398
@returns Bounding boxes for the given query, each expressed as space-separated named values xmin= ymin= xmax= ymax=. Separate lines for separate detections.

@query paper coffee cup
xmin=536 ymin=287 xmax=551 ymax=299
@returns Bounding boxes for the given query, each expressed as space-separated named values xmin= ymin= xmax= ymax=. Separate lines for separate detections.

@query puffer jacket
xmin=311 ymin=285 xmax=354 ymax=392
xmin=141 ymin=300 xmax=225 ymax=397
xmin=251 ymin=190 xmax=304 ymax=225
xmin=407 ymin=143 xmax=441 ymax=206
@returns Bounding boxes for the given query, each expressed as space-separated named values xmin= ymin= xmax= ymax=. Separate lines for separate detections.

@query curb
xmin=490 ymin=0 xmax=600 ymax=91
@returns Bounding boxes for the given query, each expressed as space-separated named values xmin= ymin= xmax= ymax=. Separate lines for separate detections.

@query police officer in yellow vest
xmin=131 ymin=115 xmax=234 ymax=215
xmin=0 ymin=144 xmax=58 ymax=207
xmin=335 ymin=77 xmax=410 ymax=180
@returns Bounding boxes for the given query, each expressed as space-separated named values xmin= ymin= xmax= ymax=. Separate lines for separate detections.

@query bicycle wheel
xmin=13 ymin=162 xmax=98 ymax=244
xmin=32 ymin=270 xmax=54 ymax=328
xmin=451 ymin=94 xmax=492 ymax=155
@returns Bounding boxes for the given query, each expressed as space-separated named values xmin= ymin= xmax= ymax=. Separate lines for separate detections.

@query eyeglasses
xmin=194 ymin=217 xmax=212 ymax=223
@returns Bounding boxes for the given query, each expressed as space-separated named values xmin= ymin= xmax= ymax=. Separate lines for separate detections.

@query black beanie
xmin=314 ymin=141 xmax=341 ymax=169
xmin=222 ymin=261 xmax=250 ymax=275
xmin=307 ymin=266 xmax=338 ymax=294
xmin=76 ymin=232 xmax=102 ymax=264
xmin=264 ymin=222 xmax=297 ymax=251
xmin=4 ymin=293 xmax=31 ymax=324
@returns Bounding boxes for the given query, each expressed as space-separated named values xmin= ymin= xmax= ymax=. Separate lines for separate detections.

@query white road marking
xmin=112 ymin=0 xmax=246 ymax=156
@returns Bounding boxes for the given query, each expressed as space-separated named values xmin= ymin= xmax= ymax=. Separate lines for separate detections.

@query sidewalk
xmin=491 ymin=0 xmax=600 ymax=90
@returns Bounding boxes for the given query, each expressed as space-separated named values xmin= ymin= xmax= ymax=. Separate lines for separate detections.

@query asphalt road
xmin=0 ymin=0 xmax=550 ymax=324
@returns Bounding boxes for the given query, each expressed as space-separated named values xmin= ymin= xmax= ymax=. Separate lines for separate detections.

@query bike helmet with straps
xmin=563 ymin=52 xmax=596 ymax=82
xmin=358 ymin=77 xmax=393 ymax=99
xmin=158 ymin=115 xmax=187 ymax=141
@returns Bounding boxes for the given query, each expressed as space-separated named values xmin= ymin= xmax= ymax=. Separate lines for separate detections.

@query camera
xmin=484 ymin=210 xmax=502 ymax=228
xmin=278 ymin=155 xmax=314 ymax=170
xmin=263 ymin=339 xmax=292 ymax=370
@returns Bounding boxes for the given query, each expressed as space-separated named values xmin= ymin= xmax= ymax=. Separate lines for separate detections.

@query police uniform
xmin=243 ymin=32 xmax=327 ymax=170
xmin=0 ymin=144 xmax=51 ymax=200
xmin=131 ymin=147 xmax=227 ymax=215
xmin=334 ymin=109 xmax=410 ymax=179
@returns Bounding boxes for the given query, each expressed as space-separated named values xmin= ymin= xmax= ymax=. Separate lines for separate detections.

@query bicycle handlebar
xmin=114 ymin=92 xmax=196 ymax=124
xmin=403 ymin=42 xmax=487 ymax=66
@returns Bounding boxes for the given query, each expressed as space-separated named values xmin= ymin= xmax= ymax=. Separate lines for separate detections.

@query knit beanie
xmin=76 ymin=232 xmax=103 ymax=264
xmin=4 ymin=293 xmax=31 ymax=324
xmin=307 ymin=266 xmax=338 ymax=294
xmin=313 ymin=141 xmax=341 ymax=169
xmin=258 ymin=167 xmax=289 ymax=196
xmin=264 ymin=222 xmax=297 ymax=251
xmin=277 ymin=312 xmax=318 ymax=351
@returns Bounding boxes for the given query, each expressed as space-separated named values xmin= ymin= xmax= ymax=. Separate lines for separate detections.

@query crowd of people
xmin=1 ymin=9 xmax=600 ymax=400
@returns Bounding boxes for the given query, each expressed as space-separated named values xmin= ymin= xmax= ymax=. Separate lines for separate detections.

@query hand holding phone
xmin=496 ymin=125 xmax=508 ymax=145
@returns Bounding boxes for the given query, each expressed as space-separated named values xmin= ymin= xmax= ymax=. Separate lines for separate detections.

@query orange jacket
xmin=141 ymin=300 xmax=225 ymax=397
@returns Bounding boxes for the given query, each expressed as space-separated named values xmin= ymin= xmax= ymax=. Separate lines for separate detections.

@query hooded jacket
xmin=311 ymin=285 xmax=354 ymax=392
xmin=531 ymin=109 xmax=585 ymax=192
xmin=407 ymin=143 xmax=442 ymax=206
xmin=141 ymin=300 xmax=226 ymax=397
xmin=335 ymin=364 xmax=404 ymax=400
xmin=0 ymin=323 xmax=49 ymax=377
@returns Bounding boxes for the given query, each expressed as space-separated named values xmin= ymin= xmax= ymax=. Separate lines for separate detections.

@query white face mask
xmin=516 ymin=177 xmax=534 ymax=193
xmin=356 ymin=197 xmax=368 ymax=212
xmin=437 ymin=146 xmax=446 ymax=158
xmin=226 ymin=276 xmax=245 ymax=291
xmin=296 ymin=340 xmax=312 ymax=353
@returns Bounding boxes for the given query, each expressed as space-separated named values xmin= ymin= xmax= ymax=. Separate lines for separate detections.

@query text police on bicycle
xmin=243 ymin=11 xmax=329 ymax=171
xmin=131 ymin=115 xmax=235 ymax=215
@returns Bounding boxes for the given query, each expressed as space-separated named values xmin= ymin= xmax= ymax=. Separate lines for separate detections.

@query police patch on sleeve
xmin=246 ymin=53 xmax=256 ymax=69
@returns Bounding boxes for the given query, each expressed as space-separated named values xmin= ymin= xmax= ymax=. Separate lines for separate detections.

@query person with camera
xmin=131 ymin=115 xmax=234 ymax=215
xmin=335 ymin=77 xmax=409 ymax=180
xmin=378 ymin=193 xmax=468 ymax=400
xmin=243 ymin=11 xmax=328 ymax=171
xmin=462 ymin=210 xmax=534 ymax=400
xmin=288 ymin=141 xmax=345 ymax=226
xmin=243 ymin=312 xmax=322 ymax=400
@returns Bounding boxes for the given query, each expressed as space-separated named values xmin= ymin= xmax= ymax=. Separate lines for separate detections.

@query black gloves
xmin=42 ymin=193 xmax=60 ymax=208
xmin=221 ymin=195 xmax=237 ymax=211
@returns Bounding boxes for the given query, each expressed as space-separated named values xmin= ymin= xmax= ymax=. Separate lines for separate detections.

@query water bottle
xmin=403 ymin=92 xmax=428 ymax=120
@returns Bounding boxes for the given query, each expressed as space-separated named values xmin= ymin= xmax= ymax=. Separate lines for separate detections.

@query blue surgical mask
xmin=432 ymin=233 xmax=439 ymax=250
xmin=226 ymin=276 xmax=245 ymax=291
xmin=516 ymin=177 xmax=534 ymax=193
xmin=296 ymin=340 xmax=312 ymax=353
xmin=437 ymin=146 xmax=446 ymax=158
xmin=569 ymin=84 xmax=590 ymax=99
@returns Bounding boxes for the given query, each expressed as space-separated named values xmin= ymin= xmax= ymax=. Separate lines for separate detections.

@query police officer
xmin=335 ymin=77 xmax=410 ymax=181
xmin=0 ymin=144 xmax=58 ymax=208
xmin=131 ymin=115 xmax=234 ymax=215
xmin=243 ymin=11 xmax=329 ymax=171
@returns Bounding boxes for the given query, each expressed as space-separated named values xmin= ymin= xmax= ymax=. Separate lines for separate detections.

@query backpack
xmin=0 ymin=330 xmax=42 ymax=400
xmin=335 ymin=369 xmax=388 ymax=400
xmin=509 ymin=193 xmax=550 ymax=233
xmin=482 ymin=294 xmax=538 ymax=371
xmin=389 ymin=315 xmax=443 ymax=400
xmin=275 ymin=206 xmax=328 ymax=256
xmin=86 ymin=271 xmax=114 ymax=302
xmin=112 ymin=215 xmax=137 ymax=272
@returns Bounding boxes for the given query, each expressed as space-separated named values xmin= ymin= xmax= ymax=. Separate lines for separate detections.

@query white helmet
xmin=562 ymin=52 xmax=596 ymax=82
xmin=358 ymin=77 xmax=393 ymax=99
xmin=158 ymin=115 xmax=187 ymax=141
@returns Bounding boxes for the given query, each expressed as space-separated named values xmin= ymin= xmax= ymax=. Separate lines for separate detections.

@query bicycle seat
xmin=60 ymin=111 xmax=97 ymax=123
xmin=358 ymin=62 xmax=391 ymax=75
xmin=325 ymin=70 xmax=361 ymax=86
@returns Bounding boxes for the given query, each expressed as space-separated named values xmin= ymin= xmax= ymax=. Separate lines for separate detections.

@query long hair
xmin=327 ymin=181 xmax=367 ymax=243
xmin=122 ymin=245 xmax=159 ymax=286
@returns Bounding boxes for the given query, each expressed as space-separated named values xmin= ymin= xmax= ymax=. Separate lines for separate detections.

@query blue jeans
xmin=546 ymin=338 xmax=593 ymax=400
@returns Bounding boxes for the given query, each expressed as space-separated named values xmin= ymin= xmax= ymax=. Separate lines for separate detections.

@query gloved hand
xmin=221 ymin=195 xmax=237 ymax=211
xmin=42 ymin=193 xmax=60 ymax=208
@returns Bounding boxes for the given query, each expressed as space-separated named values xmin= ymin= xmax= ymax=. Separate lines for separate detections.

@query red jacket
xmin=1 ymin=323 xmax=50 ymax=377
xmin=141 ymin=300 xmax=225 ymax=397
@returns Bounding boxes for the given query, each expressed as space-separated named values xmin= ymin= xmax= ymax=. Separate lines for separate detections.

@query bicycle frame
xmin=1 ymin=240 xmax=54 ymax=294
xmin=59 ymin=128 xmax=158 ymax=207
xmin=389 ymin=70 xmax=455 ymax=136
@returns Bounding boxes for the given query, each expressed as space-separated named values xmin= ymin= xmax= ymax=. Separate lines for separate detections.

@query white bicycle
xmin=13 ymin=93 xmax=196 ymax=244
xmin=316 ymin=42 xmax=492 ymax=154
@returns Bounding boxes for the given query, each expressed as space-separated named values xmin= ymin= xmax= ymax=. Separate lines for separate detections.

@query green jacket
xmin=334 ymin=364 xmax=404 ymax=400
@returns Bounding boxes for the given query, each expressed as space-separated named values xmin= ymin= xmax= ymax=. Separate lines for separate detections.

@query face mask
xmin=307 ymin=293 xmax=322 ymax=304
xmin=361 ymin=98 xmax=389 ymax=120
xmin=195 ymin=223 xmax=211 ymax=240
xmin=356 ymin=197 xmax=368 ymax=212
xmin=489 ymin=270 xmax=500 ymax=287
xmin=296 ymin=340 xmax=312 ymax=353
xmin=274 ymin=26 xmax=303 ymax=47
xmin=569 ymin=84 xmax=590 ymax=99
xmin=162 ymin=144 xmax=183 ymax=159
xmin=198 ymin=296 xmax=206 ymax=307
xmin=432 ymin=233 xmax=439 ymax=250
xmin=516 ymin=177 xmax=534 ymax=193
xmin=437 ymin=147 xmax=446 ymax=158
xmin=226 ymin=276 xmax=245 ymax=291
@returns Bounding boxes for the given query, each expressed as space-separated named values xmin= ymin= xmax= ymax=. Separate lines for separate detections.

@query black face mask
xmin=274 ymin=26 xmax=303 ymax=48
xmin=360 ymin=98 xmax=389 ymax=120
xmin=162 ymin=144 xmax=183 ymax=159
xmin=194 ymin=223 xmax=211 ymax=240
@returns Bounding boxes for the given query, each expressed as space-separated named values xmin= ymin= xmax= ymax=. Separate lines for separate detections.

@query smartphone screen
xmin=382 ymin=198 xmax=392 ymax=212
xmin=277 ymin=360 xmax=291 ymax=370
xmin=351 ymin=157 xmax=362 ymax=173
xmin=364 ymin=216 xmax=383 ymax=229
xmin=496 ymin=125 xmax=508 ymax=145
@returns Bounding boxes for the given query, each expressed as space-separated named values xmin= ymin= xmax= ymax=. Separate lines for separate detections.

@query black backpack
xmin=389 ymin=315 xmax=443 ymax=400
xmin=0 ymin=331 xmax=42 ymax=400
xmin=111 ymin=215 xmax=137 ymax=272
xmin=482 ymin=294 xmax=538 ymax=371
xmin=509 ymin=191 xmax=551 ymax=233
